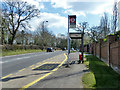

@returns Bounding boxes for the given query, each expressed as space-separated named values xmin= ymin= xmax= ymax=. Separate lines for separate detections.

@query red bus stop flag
xmin=69 ymin=15 xmax=76 ymax=28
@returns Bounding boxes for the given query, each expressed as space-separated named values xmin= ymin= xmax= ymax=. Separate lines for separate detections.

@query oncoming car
xmin=47 ymin=48 xmax=53 ymax=52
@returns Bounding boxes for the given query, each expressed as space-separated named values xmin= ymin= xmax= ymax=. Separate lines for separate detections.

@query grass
xmin=82 ymin=55 xmax=120 ymax=89
xmin=2 ymin=49 xmax=45 ymax=56
xmin=70 ymin=51 xmax=77 ymax=53
xmin=82 ymin=72 xmax=96 ymax=88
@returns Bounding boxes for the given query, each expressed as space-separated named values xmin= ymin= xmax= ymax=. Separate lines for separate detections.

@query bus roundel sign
xmin=70 ymin=18 xmax=75 ymax=23
xmin=69 ymin=15 xmax=76 ymax=28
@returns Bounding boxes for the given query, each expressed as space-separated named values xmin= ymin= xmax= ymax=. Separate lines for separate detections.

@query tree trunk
xmin=9 ymin=33 xmax=16 ymax=45
xmin=1 ymin=28 xmax=4 ymax=45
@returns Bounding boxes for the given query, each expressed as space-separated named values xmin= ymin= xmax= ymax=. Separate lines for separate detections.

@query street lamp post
xmin=42 ymin=21 xmax=48 ymax=50
xmin=43 ymin=21 xmax=48 ymax=32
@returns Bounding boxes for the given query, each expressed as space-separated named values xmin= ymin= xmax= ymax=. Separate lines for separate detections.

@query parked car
xmin=62 ymin=47 xmax=66 ymax=51
xmin=47 ymin=48 xmax=53 ymax=52
xmin=71 ymin=48 xmax=75 ymax=51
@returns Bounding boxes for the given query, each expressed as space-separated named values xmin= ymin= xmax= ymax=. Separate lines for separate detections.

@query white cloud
xmin=64 ymin=9 xmax=86 ymax=17
xmin=29 ymin=12 xmax=68 ymax=32
xmin=51 ymin=0 xmax=72 ymax=9
xmin=50 ymin=0 xmax=115 ymax=15
xmin=40 ymin=12 xmax=67 ymax=28
xmin=90 ymin=1 xmax=114 ymax=15
xmin=22 ymin=0 xmax=45 ymax=10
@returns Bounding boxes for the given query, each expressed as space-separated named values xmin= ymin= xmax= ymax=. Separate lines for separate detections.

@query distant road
xmin=1 ymin=51 xmax=66 ymax=77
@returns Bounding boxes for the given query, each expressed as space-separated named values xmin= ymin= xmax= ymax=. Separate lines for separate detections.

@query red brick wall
xmin=93 ymin=43 xmax=96 ymax=56
xmin=96 ymin=43 xmax=100 ymax=58
xmin=101 ymin=42 xmax=109 ymax=63
xmin=86 ymin=35 xmax=120 ymax=74
xmin=119 ymin=46 xmax=120 ymax=68
xmin=110 ymin=40 xmax=120 ymax=67
xmin=89 ymin=44 xmax=93 ymax=54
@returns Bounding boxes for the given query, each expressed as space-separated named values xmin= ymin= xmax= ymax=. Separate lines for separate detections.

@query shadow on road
xmin=1 ymin=72 xmax=49 ymax=82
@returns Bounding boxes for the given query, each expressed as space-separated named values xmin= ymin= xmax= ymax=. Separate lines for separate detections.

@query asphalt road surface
xmin=1 ymin=51 xmax=66 ymax=77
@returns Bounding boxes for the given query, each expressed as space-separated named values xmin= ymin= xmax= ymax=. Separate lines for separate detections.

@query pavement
xmin=1 ymin=52 xmax=89 ymax=89
xmin=32 ymin=52 xmax=89 ymax=88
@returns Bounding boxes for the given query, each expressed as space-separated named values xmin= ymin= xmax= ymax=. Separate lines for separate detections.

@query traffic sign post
xmin=66 ymin=15 xmax=70 ymax=67
xmin=69 ymin=15 xmax=76 ymax=28
xmin=66 ymin=15 xmax=76 ymax=68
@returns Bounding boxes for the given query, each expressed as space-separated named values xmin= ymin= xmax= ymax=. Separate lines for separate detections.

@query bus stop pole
xmin=66 ymin=15 xmax=70 ymax=67
xmin=81 ymin=27 xmax=84 ymax=63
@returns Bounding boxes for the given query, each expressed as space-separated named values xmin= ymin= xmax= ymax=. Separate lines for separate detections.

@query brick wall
xmin=110 ymin=41 xmax=120 ymax=70
xmin=101 ymin=42 xmax=109 ymax=64
xmin=85 ymin=35 xmax=120 ymax=74
xmin=96 ymin=42 xmax=100 ymax=58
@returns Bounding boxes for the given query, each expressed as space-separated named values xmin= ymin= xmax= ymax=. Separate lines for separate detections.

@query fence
xmin=84 ymin=35 xmax=120 ymax=74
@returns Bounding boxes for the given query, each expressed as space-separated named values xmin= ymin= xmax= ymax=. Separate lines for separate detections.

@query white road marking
xmin=2 ymin=56 xmax=31 ymax=63
xmin=1 ymin=52 xmax=51 ymax=59
xmin=1 ymin=52 xmax=60 ymax=64
xmin=1 ymin=53 xmax=34 ymax=58
xmin=0 ymin=61 xmax=2 ymax=63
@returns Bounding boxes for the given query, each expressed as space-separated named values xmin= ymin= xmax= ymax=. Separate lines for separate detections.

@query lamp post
xmin=43 ymin=21 xmax=48 ymax=32
xmin=42 ymin=21 xmax=48 ymax=50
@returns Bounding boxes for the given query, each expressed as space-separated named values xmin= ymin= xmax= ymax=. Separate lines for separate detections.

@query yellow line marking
xmin=22 ymin=72 xmax=52 ymax=89
xmin=1 ymin=74 xmax=13 ymax=79
xmin=38 ymin=62 xmax=42 ymax=64
xmin=32 ymin=65 xmax=39 ymax=70
xmin=32 ymin=62 xmax=46 ymax=70
xmin=21 ymin=53 xmax=67 ymax=89
xmin=19 ymin=68 xmax=25 ymax=72
xmin=30 ymin=65 xmax=34 ymax=68
xmin=32 ymin=68 xmax=35 ymax=69
xmin=52 ymin=54 xmax=67 ymax=72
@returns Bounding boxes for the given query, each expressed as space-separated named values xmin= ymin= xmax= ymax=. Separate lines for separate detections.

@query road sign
xmin=69 ymin=15 xmax=76 ymax=28
xmin=69 ymin=32 xmax=82 ymax=39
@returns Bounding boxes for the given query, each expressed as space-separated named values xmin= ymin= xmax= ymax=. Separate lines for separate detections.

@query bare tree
xmin=100 ymin=12 xmax=110 ymax=37
xmin=2 ymin=0 xmax=40 ymax=45
xmin=0 ymin=14 xmax=8 ymax=45
xmin=87 ymin=26 xmax=103 ymax=42
xmin=35 ymin=22 xmax=56 ymax=49
xmin=112 ymin=1 xmax=118 ymax=34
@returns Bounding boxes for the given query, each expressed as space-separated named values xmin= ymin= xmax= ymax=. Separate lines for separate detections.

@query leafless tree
xmin=2 ymin=0 xmax=40 ymax=45
xmin=0 ymin=14 xmax=8 ymax=45
xmin=87 ymin=26 xmax=103 ymax=42
xmin=35 ymin=22 xmax=56 ymax=49
xmin=100 ymin=12 xmax=110 ymax=37
xmin=112 ymin=1 xmax=118 ymax=34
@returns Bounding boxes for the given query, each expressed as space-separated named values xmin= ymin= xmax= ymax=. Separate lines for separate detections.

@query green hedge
xmin=103 ymin=31 xmax=120 ymax=42
xmin=1 ymin=45 xmax=43 ymax=51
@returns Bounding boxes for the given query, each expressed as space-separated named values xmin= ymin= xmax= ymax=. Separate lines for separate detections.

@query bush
xmin=2 ymin=45 xmax=42 ymax=51
xmin=116 ymin=31 xmax=120 ymax=41
xmin=103 ymin=38 xmax=107 ymax=42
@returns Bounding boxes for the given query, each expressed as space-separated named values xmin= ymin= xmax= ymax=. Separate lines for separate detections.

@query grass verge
xmin=82 ymin=55 xmax=120 ymax=89
xmin=70 ymin=51 xmax=77 ymax=53
xmin=2 ymin=49 xmax=45 ymax=56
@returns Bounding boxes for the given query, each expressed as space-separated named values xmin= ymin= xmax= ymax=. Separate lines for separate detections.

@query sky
xmin=15 ymin=0 xmax=120 ymax=35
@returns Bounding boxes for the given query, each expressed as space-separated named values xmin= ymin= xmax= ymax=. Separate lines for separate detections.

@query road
xmin=1 ymin=51 xmax=66 ymax=77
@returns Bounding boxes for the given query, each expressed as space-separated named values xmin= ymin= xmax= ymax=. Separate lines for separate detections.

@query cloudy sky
xmin=22 ymin=0 xmax=119 ymax=35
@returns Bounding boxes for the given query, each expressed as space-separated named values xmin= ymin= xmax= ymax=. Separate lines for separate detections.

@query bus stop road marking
xmin=1 ymin=74 xmax=13 ymax=79
xmin=19 ymin=68 xmax=26 ymax=72
xmin=21 ymin=53 xmax=67 ymax=89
